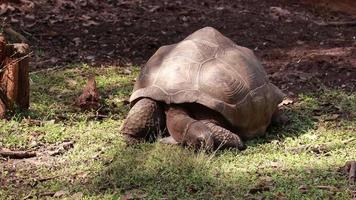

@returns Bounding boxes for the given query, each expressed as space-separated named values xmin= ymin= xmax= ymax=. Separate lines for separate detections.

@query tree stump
xmin=0 ymin=34 xmax=30 ymax=119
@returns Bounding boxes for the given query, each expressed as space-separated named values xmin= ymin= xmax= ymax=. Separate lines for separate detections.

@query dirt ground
xmin=1 ymin=0 xmax=355 ymax=94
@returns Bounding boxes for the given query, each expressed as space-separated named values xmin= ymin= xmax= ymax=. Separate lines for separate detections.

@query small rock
xmin=296 ymin=40 xmax=305 ymax=45
xmin=123 ymin=68 xmax=132 ymax=75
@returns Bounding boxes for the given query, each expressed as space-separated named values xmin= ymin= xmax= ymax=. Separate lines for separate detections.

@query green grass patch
xmin=0 ymin=64 xmax=355 ymax=199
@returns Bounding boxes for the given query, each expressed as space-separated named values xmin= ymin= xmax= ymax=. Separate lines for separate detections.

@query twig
xmin=4 ymin=26 xmax=28 ymax=42
xmin=342 ymin=138 xmax=356 ymax=145
xmin=349 ymin=161 xmax=356 ymax=185
xmin=316 ymin=21 xmax=356 ymax=27
xmin=315 ymin=185 xmax=339 ymax=192
xmin=0 ymin=52 xmax=32 ymax=73
xmin=0 ymin=149 xmax=36 ymax=159
xmin=22 ymin=192 xmax=34 ymax=200
xmin=36 ymin=175 xmax=60 ymax=183
xmin=288 ymin=138 xmax=355 ymax=153
xmin=27 ymin=175 xmax=61 ymax=188
xmin=38 ymin=192 xmax=56 ymax=197
xmin=29 ymin=65 xmax=66 ymax=74
xmin=88 ymin=114 xmax=109 ymax=120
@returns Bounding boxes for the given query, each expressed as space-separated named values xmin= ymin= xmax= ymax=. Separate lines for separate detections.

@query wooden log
xmin=1 ymin=56 xmax=19 ymax=110
xmin=0 ymin=35 xmax=7 ymax=117
xmin=0 ymin=34 xmax=30 ymax=118
xmin=0 ymin=35 xmax=6 ymax=65
xmin=14 ymin=43 xmax=30 ymax=109
xmin=0 ymin=97 xmax=5 ymax=119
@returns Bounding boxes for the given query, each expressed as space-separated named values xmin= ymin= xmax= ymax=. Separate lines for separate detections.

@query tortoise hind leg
xmin=121 ymin=98 xmax=165 ymax=143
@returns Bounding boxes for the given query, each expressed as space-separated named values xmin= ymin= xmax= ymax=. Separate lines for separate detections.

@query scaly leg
xmin=201 ymin=120 xmax=246 ymax=150
xmin=121 ymin=98 xmax=165 ymax=143
xmin=165 ymin=105 xmax=214 ymax=150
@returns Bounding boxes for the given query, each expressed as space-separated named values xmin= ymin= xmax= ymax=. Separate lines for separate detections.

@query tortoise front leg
xmin=121 ymin=98 xmax=165 ymax=143
xmin=165 ymin=105 xmax=214 ymax=150
xmin=201 ymin=120 xmax=246 ymax=150
xmin=164 ymin=105 xmax=245 ymax=150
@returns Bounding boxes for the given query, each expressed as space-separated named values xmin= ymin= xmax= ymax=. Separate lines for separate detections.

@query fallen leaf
xmin=340 ymin=161 xmax=356 ymax=185
xmin=270 ymin=7 xmax=291 ymax=16
xmin=315 ymin=185 xmax=339 ymax=192
xmin=275 ymin=192 xmax=286 ymax=200
xmin=123 ymin=68 xmax=132 ymax=75
xmin=298 ymin=185 xmax=309 ymax=193
xmin=279 ymin=97 xmax=294 ymax=106
xmin=25 ymin=14 xmax=35 ymax=20
xmin=73 ymin=37 xmax=81 ymax=46
xmin=75 ymin=75 xmax=101 ymax=111
xmin=53 ymin=190 xmax=69 ymax=198
xmin=249 ymin=176 xmax=274 ymax=194
xmin=148 ymin=5 xmax=160 ymax=13
xmin=82 ymin=20 xmax=99 ymax=27
xmin=121 ymin=189 xmax=148 ymax=200
xmin=71 ymin=192 xmax=83 ymax=200
xmin=22 ymin=118 xmax=43 ymax=126
xmin=324 ymin=114 xmax=340 ymax=121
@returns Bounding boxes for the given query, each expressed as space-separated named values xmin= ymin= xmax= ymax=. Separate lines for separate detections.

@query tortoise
xmin=121 ymin=27 xmax=286 ymax=150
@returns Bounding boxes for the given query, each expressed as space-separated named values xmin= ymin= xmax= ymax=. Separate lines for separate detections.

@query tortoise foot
xmin=121 ymin=98 xmax=165 ymax=142
xmin=159 ymin=136 xmax=179 ymax=145
xmin=202 ymin=120 xmax=246 ymax=150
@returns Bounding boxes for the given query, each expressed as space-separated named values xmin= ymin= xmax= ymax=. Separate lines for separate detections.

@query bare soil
xmin=2 ymin=0 xmax=356 ymax=92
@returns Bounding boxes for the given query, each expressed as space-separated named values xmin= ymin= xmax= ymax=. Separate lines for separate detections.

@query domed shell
xmin=130 ymin=27 xmax=284 ymax=138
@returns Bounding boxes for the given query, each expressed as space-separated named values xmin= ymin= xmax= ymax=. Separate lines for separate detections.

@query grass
xmin=0 ymin=64 xmax=355 ymax=199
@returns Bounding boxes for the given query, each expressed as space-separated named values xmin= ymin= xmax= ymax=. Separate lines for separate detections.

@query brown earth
xmin=304 ymin=0 xmax=356 ymax=15
xmin=1 ymin=0 xmax=355 ymax=93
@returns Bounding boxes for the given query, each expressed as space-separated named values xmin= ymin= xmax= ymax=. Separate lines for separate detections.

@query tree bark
xmin=0 ymin=36 xmax=7 ymax=118
xmin=13 ymin=43 xmax=30 ymax=109
xmin=0 ymin=34 xmax=30 ymax=118
xmin=0 ymin=97 xmax=5 ymax=119
xmin=1 ymin=57 xmax=19 ymax=109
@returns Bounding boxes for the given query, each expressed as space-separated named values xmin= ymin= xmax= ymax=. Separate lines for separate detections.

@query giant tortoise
xmin=121 ymin=27 xmax=286 ymax=150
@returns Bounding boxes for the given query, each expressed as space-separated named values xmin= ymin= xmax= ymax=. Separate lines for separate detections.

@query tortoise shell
xmin=130 ymin=27 xmax=284 ymax=138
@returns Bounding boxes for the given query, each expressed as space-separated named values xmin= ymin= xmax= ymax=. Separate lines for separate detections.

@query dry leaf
xmin=315 ymin=185 xmax=339 ymax=192
xmin=121 ymin=189 xmax=148 ymax=200
xmin=249 ymin=176 xmax=274 ymax=194
xmin=71 ymin=192 xmax=83 ymax=200
xmin=298 ymin=185 xmax=309 ymax=193
xmin=82 ymin=20 xmax=99 ymax=27
xmin=75 ymin=75 xmax=100 ymax=111
xmin=279 ymin=97 xmax=294 ymax=106
xmin=53 ymin=190 xmax=69 ymax=198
